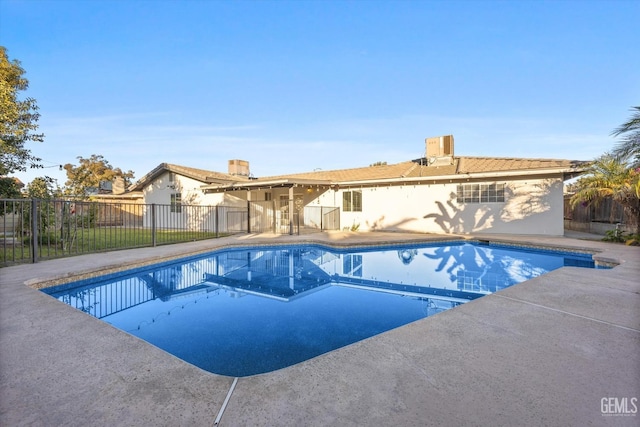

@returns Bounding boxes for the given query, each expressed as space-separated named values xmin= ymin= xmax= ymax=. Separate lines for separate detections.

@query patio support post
xmin=247 ymin=200 xmax=251 ymax=233
xmin=246 ymin=190 xmax=252 ymax=234
xmin=288 ymin=187 xmax=294 ymax=235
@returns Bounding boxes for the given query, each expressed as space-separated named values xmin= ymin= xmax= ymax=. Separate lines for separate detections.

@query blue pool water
xmin=43 ymin=241 xmax=596 ymax=376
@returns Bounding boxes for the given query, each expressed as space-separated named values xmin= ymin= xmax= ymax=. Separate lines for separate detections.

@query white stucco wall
xmin=142 ymin=173 xmax=248 ymax=207
xmin=312 ymin=175 xmax=565 ymax=236
xmin=136 ymin=171 xmax=565 ymax=236
xmin=140 ymin=172 xmax=247 ymax=230
xmin=143 ymin=173 xmax=207 ymax=206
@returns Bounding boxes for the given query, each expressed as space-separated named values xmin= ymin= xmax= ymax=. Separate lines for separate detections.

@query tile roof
xmin=129 ymin=163 xmax=247 ymax=191
xmin=252 ymin=156 xmax=588 ymax=184
xmin=456 ymin=156 xmax=588 ymax=174
xmin=132 ymin=156 xmax=590 ymax=193
xmin=164 ymin=163 xmax=246 ymax=182
xmin=260 ymin=161 xmax=424 ymax=182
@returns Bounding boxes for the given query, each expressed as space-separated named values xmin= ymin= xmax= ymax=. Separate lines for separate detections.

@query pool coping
xmin=2 ymin=231 xmax=639 ymax=426
xmin=25 ymin=234 xmax=613 ymax=290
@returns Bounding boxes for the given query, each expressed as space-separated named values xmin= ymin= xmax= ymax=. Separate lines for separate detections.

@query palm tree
xmin=611 ymin=106 xmax=640 ymax=168
xmin=570 ymin=154 xmax=640 ymax=235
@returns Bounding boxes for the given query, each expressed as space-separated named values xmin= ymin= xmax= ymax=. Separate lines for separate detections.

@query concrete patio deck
xmin=1 ymin=231 xmax=639 ymax=426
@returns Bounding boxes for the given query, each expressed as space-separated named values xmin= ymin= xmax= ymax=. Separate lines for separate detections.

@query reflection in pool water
xmin=43 ymin=242 xmax=595 ymax=376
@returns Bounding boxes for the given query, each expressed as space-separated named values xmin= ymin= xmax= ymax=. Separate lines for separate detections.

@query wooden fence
xmin=563 ymin=195 xmax=636 ymax=234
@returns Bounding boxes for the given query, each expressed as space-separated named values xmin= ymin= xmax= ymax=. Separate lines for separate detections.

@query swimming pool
xmin=43 ymin=241 xmax=597 ymax=377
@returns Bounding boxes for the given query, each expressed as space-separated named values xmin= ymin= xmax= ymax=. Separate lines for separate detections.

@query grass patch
xmin=1 ymin=227 xmax=227 ymax=266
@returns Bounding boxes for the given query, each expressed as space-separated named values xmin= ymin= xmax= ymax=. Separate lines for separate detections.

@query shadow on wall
xmin=422 ymin=189 xmax=505 ymax=233
xmin=366 ymin=215 xmax=427 ymax=232
xmin=366 ymin=215 xmax=385 ymax=231
xmin=423 ymin=180 xmax=556 ymax=233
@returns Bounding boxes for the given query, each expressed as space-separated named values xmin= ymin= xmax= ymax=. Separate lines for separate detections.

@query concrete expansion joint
xmin=214 ymin=377 xmax=238 ymax=426
xmin=493 ymin=294 xmax=640 ymax=333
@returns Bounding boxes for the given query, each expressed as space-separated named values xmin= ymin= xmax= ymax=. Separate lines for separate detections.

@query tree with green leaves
xmin=570 ymin=154 xmax=640 ymax=235
xmin=0 ymin=177 xmax=22 ymax=198
xmin=26 ymin=176 xmax=61 ymax=199
xmin=0 ymin=46 xmax=44 ymax=176
xmin=611 ymin=106 xmax=640 ymax=168
xmin=63 ymin=154 xmax=135 ymax=199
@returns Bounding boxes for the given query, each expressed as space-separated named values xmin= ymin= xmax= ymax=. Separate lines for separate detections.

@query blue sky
xmin=1 ymin=0 xmax=638 ymax=186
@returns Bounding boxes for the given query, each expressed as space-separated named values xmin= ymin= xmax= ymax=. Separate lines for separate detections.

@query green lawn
xmin=1 ymin=227 xmax=226 ymax=266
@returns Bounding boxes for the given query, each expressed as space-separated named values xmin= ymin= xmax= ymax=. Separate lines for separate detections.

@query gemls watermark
xmin=601 ymin=397 xmax=638 ymax=417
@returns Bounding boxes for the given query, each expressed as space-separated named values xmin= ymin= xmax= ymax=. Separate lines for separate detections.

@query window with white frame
xmin=343 ymin=190 xmax=362 ymax=212
xmin=457 ymin=183 xmax=505 ymax=203
xmin=170 ymin=193 xmax=182 ymax=213
xmin=168 ymin=172 xmax=176 ymax=182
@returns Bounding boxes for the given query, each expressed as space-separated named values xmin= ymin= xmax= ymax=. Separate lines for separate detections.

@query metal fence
xmin=303 ymin=206 xmax=340 ymax=231
xmin=248 ymin=200 xmax=301 ymax=234
xmin=1 ymin=198 xmax=341 ymax=266
xmin=248 ymin=200 xmax=341 ymax=234
xmin=0 ymin=199 xmax=249 ymax=266
xmin=248 ymin=200 xmax=277 ymax=233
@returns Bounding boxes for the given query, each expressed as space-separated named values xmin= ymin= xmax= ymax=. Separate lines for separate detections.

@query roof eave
xmin=90 ymin=192 xmax=144 ymax=200
xmin=128 ymin=163 xmax=244 ymax=192
xmin=335 ymin=167 xmax=587 ymax=186
xmin=128 ymin=163 xmax=168 ymax=192
xmin=201 ymin=178 xmax=334 ymax=192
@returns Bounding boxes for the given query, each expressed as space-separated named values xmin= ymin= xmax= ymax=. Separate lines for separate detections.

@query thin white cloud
xmin=15 ymin=110 xmax=614 ymax=186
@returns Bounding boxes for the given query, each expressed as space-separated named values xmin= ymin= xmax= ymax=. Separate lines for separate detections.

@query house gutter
xmin=334 ymin=167 xmax=587 ymax=187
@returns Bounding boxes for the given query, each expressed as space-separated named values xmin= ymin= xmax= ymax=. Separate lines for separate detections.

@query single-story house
xmin=119 ymin=136 xmax=588 ymax=236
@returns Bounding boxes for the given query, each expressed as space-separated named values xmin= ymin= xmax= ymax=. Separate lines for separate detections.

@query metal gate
xmin=248 ymin=200 xmax=300 ymax=234
xmin=303 ymin=206 xmax=340 ymax=230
